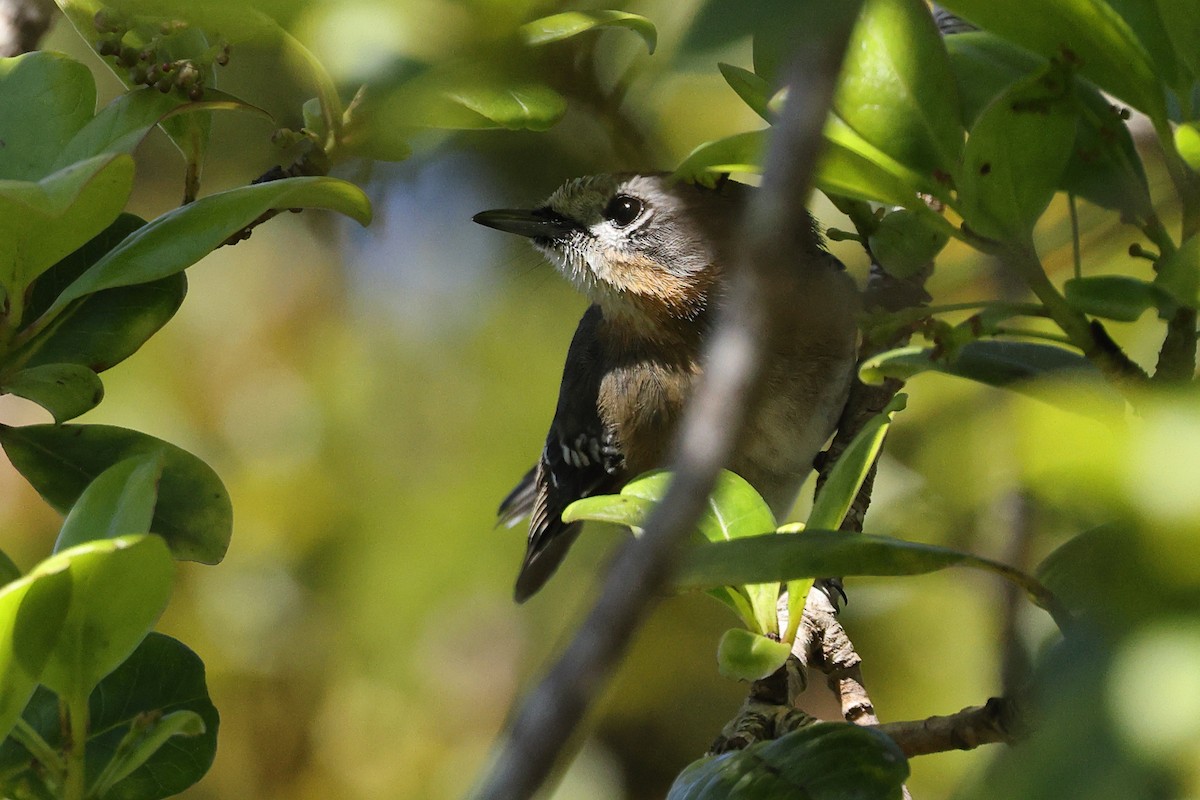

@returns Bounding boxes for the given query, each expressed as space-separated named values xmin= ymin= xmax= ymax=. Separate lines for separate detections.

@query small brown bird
xmin=475 ymin=174 xmax=858 ymax=602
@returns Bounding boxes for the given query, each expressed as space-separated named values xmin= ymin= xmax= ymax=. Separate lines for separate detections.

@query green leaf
xmin=1176 ymin=123 xmax=1200 ymax=171
xmin=936 ymin=0 xmax=1168 ymax=124
xmin=42 ymin=177 xmax=371 ymax=318
xmin=716 ymin=628 xmax=791 ymax=682
xmin=674 ymin=131 xmax=766 ymax=186
xmin=834 ymin=0 xmax=963 ymax=184
xmin=17 ymin=215 xmax=187 ymax=374
xmin=861 ymin=340 xmax=1095 ymax=389
xmin=0 ymin=633 xmax=219 ymax=800
xmin=565 ymin=471 xmax=782 ymax=633
xmin=32 ymin=535 xmax=173 ymax=703
xmin=957 ymin=69 xmax=1078 ymax=242
xmin=807 ymin=396 xmax=906 ymax=533
xmin=54 ymin=88 xmax=272 ymax=171
xmin=783 ymin=396 xmax=906 ymax=644
xmin=1155 ymin=0 xmax=1200 ymax=91
xmin=0 ymin=364 xmax=103 ymax=423
xmin=718 ymin=63 xmax=772 ymax=121
xmin=817 ymin=140 xmax=922 ymax=209
xmin=867 ymin=209 xmax=950 ymax=279
xmin=824 ymin=115 xmax=935 ymax=196
xmin=0 ymin=424 xmax=232 ymax=564
xmin=374 ymin=70 xmax=567 ymax=132
xmin=668 ymin=723 xmax=908 ymax=800
xmin=1155 ymin=232 xmax=1200 ymax=308
xmin=1064 ymin=275 xmax=1167 ymax=321
xmin=0 ymin=52 xmax=96 ymax=181
xmin=561 ymin=494 xmax=655 ymax=529
xmin=0 ymin=565 xmax=71 ymax=742
xmin=1105 ymin=0 xmax=1188 ymax=95
xmin=86 ymin=633 xmax=217 ymax=799
xmin=92 ymin=710 xmax=205 ymax=798
xmin=1035 ymin=525 xmax=1136 ymax=625
xmin=946 ymin=32 xmax=1151 ymax=219
xmin=624 ymin=471 xmax=781 ymax=635
xmin=55 ymin=454 xmax=163 ymax=553
xmin=677 ymin=531 xmax=1061 ymax=618
xmin=521 ymin=10 xmax=657 ymax=54
xmin=0 ymin=154 xmax=135 ymax=299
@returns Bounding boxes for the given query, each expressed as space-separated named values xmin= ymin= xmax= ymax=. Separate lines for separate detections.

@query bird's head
xmin=475 ymin=174 xmax=737 ymax=327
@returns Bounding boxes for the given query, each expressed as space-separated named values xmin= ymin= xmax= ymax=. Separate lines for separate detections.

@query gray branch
xmin=471 ymin=6 xmax=866 ymax=798
xmin=0 ymin=0 xmax=54 ymax=57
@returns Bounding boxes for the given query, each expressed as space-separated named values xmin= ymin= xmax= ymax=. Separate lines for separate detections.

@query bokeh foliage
xmin=0 ymin=0 xmax=1198 ymax=798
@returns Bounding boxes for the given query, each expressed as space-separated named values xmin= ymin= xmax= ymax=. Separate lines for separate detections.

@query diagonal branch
xmin=471 ymin=6 xmax=866 ymax=799
xmin=0 ymin=0 xmax=54 ymax=57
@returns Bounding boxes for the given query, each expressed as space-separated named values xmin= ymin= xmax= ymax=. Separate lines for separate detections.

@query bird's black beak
xmin=472 ymin=208 xmax=579 ymax=240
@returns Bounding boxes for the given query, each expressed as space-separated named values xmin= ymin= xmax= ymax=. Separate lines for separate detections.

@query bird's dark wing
xmin=498 ymin=305 xmax=624 ymax=602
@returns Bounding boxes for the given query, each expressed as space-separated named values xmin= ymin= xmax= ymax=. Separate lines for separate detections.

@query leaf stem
xmin=11 ymin=717 xmax=65 ymax=781
xmin=1002 ymin=242 xmax=1148 ymax=388
xmin=1068 ymin=193 xmax=1081 ymax=281
xmin=63 ymin=694 xmax=89 ymax=800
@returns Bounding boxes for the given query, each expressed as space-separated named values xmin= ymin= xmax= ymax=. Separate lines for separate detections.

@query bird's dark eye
xmin=603 ymin=195 xmax=643 ymax=227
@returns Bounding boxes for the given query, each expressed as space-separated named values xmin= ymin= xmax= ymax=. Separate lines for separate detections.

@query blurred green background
xmin=3 ymin=1 xmax=1192 ymax=798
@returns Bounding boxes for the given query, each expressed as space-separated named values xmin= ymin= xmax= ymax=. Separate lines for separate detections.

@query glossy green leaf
xmin=55 ymin=454 xmax=162 ymax=553
xmin=521 ymin=10 xmax=657 ymax=54
xmin=17 ymin=216 xmax=187 ymax=374
xmin=1176 ymin=123 xmax=1200 ymax=171
xmin=0 ymin=52 xmax=96 ymax=180
xmin=0 ymin=632 xmax=219 ymax=800
xmin=824 ymin=115 xmax=935 ymax=197
xmin=668 ymin=723 xmax=908 ymax=800
xmin=957 ymin=70 xmax=1077 ymax=242
xmin=783 ymin=395 xmax=905 ymax=643
xmin=716 ymin=628 xmax=791 ymax=682
xmin=807 ymin=395 xmax=906 ymax=533
xmin=42 ymin=177 xmax=371 ymax=318
xmin=946 ymin=32 xmax=1151 ymax=219
xmin=937 ymin=0 xmax=1168 ymax=123
xmin=0 ymin=424 xmax=231 ymax=563
xmin=561 ymin=494 xmax=655 ymax=529
xmin=92 ymin=710 xmax=205 ymax=798
xmin=835 ymin=0 xmax=963 ymax=183
xmin=0 ymin=364 xmax=103 ymax=423
xmin=565 ymin=471 xmax=781 ymax=633
xmin=677 ymin=531 xmax=1062 ymax=619
xmin=1155 ymin=0 xmax=1200 ymax=89
xmin=868 ymin=209 xmax=950 ymax=279
xmin=817 ymin=140 xmax=921 ymax=209
xmin=1063 ymin=275 xmax=1167 ymax=322
xmin=625 ymin=471 xmax=780 ymax=635
xmin=718 ymin=63 xmax=772 ymax=121
xmin=674 ymin=132 xmax=765 ymax=186
xmin=861 ymin=340 xmax=1095 ymax=388
xmin=1105 ymin=0 xmax=1187 ymax=94
xmin=32 ymin=535 xmax=173 ymax=702
xmin=54 ymin=88 xmax=271 ymax=171
xmin=1155 ymin=232 xmax=1200 ymax=308
xmin=0 ymin=565 xmax=71 ymax=742
xmin=0 ymin=154 xmax=134 ymax=298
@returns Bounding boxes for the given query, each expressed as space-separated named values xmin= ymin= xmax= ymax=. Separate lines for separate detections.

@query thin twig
xmin=471 ymin=8 xmax=865 ymax=798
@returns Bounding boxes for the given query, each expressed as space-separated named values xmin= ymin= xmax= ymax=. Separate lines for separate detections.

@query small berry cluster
xmin=92 ymin=9 xmax=230 ymax=101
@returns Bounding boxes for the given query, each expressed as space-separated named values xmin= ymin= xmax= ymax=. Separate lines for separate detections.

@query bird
xmin=474 ymin=173 xmax=859 ymax=602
